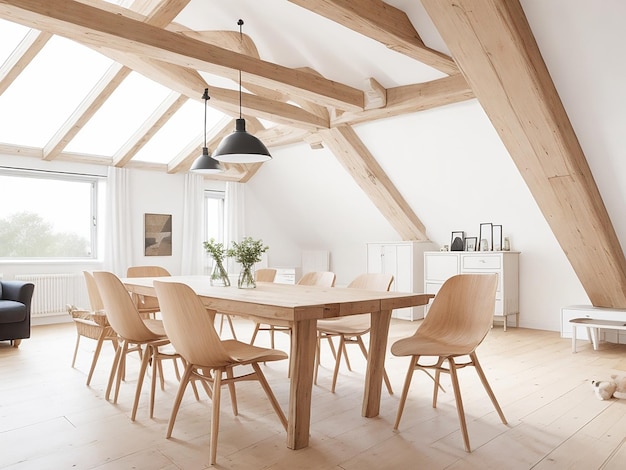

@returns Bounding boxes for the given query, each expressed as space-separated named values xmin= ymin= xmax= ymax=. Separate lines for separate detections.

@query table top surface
xmin=123 ymin=275 xmax=433 ymax=321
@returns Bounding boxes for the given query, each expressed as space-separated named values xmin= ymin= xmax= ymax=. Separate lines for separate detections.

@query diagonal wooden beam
xmin=288 ymin=0 xmax=458 ymax=75
xmin=422 ymin=0 xmax=626 ymax=307
xmin=320 ymin=124 xmax=427 ymax=240
xmin=0 ymin=29 xmax=51 ymax=95
xmin=0 ymin=0 xmax=365 ymax=111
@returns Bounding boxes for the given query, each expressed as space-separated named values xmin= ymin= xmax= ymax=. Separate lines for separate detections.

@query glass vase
xmin=210 ymin=260 xmax=230 ymax=287
xmin=238 ymin=264 xmax=256 ymax=289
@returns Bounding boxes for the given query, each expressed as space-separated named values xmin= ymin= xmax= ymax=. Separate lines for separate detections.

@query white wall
xmin=245 ymin=100 xmax=591 ymax=332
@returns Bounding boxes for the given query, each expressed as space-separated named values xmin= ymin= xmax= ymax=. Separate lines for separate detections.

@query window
xmin=204 ymin=190 xmax=225 ymax=244
xmin=0 ymin=169 xmax=99 ymax=259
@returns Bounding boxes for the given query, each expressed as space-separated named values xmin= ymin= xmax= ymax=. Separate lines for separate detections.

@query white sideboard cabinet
xmin=424 ymin=251 xmax=520 ymax=330
xmin=367 ymin=241 xmax=438 ymax=320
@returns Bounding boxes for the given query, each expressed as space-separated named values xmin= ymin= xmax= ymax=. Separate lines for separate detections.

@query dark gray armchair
xmin=0 ymin=280 xmax=35 ymax=347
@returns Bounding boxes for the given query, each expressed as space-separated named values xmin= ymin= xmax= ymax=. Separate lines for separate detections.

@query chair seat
xmin=222 ymin=339 xmax=288 ymax=364
xmin=317 ymin=314 xmax=370 ymax=335
xmin=391 ymin=334 xmax=475 ymax=357
xmin=143 ymin=318 xmax=167 ymax=337
xmin=0 ymin=301 xmax=27 ymax=323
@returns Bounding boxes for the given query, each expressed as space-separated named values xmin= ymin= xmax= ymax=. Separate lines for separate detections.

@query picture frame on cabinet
xmin=492 ymin=224 xmax=503 ymax=251
xmin=450 ymin=231 xmax=465 ymax=251
xmin=479 ymin=223 xmax=493 ymax=251
xmin=465 ymin=237 xmax=477 ymax=252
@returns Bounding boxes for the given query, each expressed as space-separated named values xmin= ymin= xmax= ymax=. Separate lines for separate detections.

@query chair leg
xmin=131 ymin=344 xmax=152 ymax=422
xmin=106 ymin=340 xmax=124 ymax=402
xmin=433 ymin=369 xmax=442 ymax=408
xmin=448 ymin=358 xmax=471 ymax=452
xmin=270 ymin=326 xmax=275 ymax=349
xmin=471 ymin=352 xmax=507 ymax=424
xmin=252 ymin=362 xmax=287 ymax=431
xmin=331 ymin=336 xmax=346 ymax=393
xmin=314 ymin=334 xmax=321 ymax=385
xmin=250 ymin=323 xmax=261 ymax=345
xmin=356 ymin=336 xmax=393 ymax=395
xmin=150 ymin=349 xmax=160 ymax=419
xmin=86 ymin=332 xmax=107 ymax=386
xmin=342 ymin=341 xmax=353 ymax=372
xmin=71 ymin=334 xmax=81 ymax=368
xmin=394 ymin=356 xmax=418 ymax=430
xmin=226 ymin=367 xmax=238 ymax=416
xmin=225 ymin=314 xmax=238 ymax=340
xmin=210 ymin=369 xmax=223 ymax=465
xmin=167 ymin=365 xmax=193 ymax=438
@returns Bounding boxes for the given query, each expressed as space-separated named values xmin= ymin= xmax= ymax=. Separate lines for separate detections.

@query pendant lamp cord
xmin=238 ymin=19 xmax=244 ymax=120
xmin=202 ymin=88 xmax=210 ymax=147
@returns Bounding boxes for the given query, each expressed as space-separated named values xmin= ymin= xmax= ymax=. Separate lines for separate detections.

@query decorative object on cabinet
xmin=144 ymin=213 xmax=172 ymax=256
xmin=450 ymin=231 xmax=465 ymax=251
xmin=479 ymin=223 xmax=493 ymax=251
xmin=424 ymin=251 xmax=520 ymax=330
xmin=465 ymin=237 xmax=477 ymax=252
xmin=503 ymin=237 xmax=511 ymax=251
xmin=492 ymin=225 xmax=503 ymax=251
xmin=367 ymin=241 xmax=438 ymax=320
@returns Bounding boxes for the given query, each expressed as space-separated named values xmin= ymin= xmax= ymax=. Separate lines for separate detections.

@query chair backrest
xmin=83 ymin=271 xmax=104 ymax=312
xmin=127 ymin=266 xmax=171 ymax=278
xmin=417 ymin=273 xmax=498 ymax=352
xmin=154 ymin=281 xmax=232 ymax=367
xmin=298 ymin=271 xmax=336 ymax=287
xmin=93 ymin=271 xmax=162 ymax=342
xmin=255 ymin=268 xmax=277 ymax=282
xmin=347 ymin=273 xmax=394 ymax=292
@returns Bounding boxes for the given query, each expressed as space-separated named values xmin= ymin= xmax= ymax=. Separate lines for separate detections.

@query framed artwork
xmin=450 ymin=231 xmax=465 ymax=251
xmin=144 ymin=213 xmax=172 ymax=256
xmin=492 ymin=224 xmax=503 ymax=251
xmin=479 ymin=223 xmax=493 ymax=251
xmin=465 ymin=237 xmax=477 ymax=252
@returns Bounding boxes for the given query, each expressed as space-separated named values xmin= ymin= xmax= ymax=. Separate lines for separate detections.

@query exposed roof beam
xmin=288 ymin=0 xmax=458 ymax=75
xmin=0 ymin=29 xmax=51 ymax=95
xmin=320 ymin=124 xmax=427 ymax=240
xmin=422 ymin=0 xmax=626 ymax=307
xmin=0 ymin=0 xmax=365 ymax=111
xmin=332 ymin=74 xmax=473 ymax=126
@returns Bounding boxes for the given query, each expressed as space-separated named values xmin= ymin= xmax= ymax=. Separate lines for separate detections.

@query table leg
xmin=571 ymin=324 xmax=577 ymax=353
xmin=362 ymin=308 xmax=392 ymax=417
xmin=287 ymin=318 xmax=316 ymax=449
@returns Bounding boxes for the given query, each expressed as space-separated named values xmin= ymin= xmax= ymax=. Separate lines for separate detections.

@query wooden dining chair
xmin=126 ymin=265 xmax=171 ymax=319
xmin=391 ymin=273 xmax=507 ymax=452
xmin=315 ymin=273 xmax=394 ymax=394
xmin=66 ymin=271 xmax=119 ymax=386
xmin=250 ymin=270 xmax=336 ymax=347
xmin=153 ymin=280 xmax=288 ymax=466
xmin=93 ymin=271 xmax=182 ymax=421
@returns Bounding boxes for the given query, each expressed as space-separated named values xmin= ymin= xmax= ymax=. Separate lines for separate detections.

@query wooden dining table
xmin=122 ymin=275 xmax=433 ymax=450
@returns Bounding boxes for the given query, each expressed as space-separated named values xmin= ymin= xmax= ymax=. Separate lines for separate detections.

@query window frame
xmin=0 ymin=167 xmax=101 ymax=261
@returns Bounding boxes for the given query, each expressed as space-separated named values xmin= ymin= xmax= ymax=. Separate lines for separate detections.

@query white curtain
xmin=225 ymin=181 xmax=245 ymax=272
xmin=181 ymin=172 xmax=205 ymax=274
xmin=104 ymin=166 xmax=132 ymax=276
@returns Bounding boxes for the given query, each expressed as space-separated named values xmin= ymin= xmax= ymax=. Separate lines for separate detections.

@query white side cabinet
xmin=367 ymin=241 xmax=438 ymax=320
xmin=424 ymin=251 xmax=520 ymax=330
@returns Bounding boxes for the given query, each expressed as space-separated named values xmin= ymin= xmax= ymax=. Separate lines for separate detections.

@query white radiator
xmin=15 ymin=273 xmax=89 ymax=317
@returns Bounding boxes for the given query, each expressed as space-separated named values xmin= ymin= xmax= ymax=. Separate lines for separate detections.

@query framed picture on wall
xmin=479 ymin=223 xmax=493 ymax=251
xmin=465 ymin=237 xmax=477 ymax=252
xmin=144 ymin=213 xmax=172 ymax=256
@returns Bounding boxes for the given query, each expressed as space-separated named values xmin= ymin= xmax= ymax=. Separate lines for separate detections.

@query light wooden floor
xmin=2 ymin=317 xmax=626 ymax=469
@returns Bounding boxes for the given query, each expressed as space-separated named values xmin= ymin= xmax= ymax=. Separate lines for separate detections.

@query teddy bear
xmin=592 ymin=374 xmax=626 ymax=400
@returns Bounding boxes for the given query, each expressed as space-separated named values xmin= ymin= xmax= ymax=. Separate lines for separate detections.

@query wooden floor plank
xmin=1 ymin=319 xmax=626 ymax=469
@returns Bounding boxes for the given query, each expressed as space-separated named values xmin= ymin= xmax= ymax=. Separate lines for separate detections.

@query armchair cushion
xmin=0 ymin=280 xmax=35 ymax=344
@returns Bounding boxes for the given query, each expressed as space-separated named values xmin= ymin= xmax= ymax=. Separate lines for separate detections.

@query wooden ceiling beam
xmin=320 ymin=124 xmax=427 ymax=240
xmin=0 ymin=29 xmax=51 ymax=95
xmin=0 ymin=0 xmax=365 ymax=111
xmin=422 ymin=0 xmax=626 ymax=307
xmin=288 ymin=0 xmax=458 ymax=75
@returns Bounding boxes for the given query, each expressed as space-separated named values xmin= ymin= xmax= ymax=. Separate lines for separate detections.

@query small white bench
xmin=569 ymin=317 xmax=626 ymax=352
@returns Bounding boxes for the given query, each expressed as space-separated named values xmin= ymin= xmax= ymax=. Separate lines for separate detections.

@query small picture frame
xmin=465 ymin=237 xmax=477 ymax=252
xmin=450 ymin=231 xmax=465 ymax=251
xmin=492 ymin=224 xmax=503 ymax=251
xmin=479 ymin=223 xmax=493 ymax=251
xmin=144 ymin=213 xmax=172 ymax=256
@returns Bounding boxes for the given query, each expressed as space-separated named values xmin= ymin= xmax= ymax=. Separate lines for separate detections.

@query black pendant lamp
xmin=190 ymin=88 xmax=223 ymax=174
xmin=212 ymin=19 xmax=272 ymax=164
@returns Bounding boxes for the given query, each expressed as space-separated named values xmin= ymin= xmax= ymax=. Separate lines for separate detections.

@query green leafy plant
xmin=203 ymin=238 xmax=227 ymax=263
xmin=227 ymin=237 xmax=269 ymax=267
